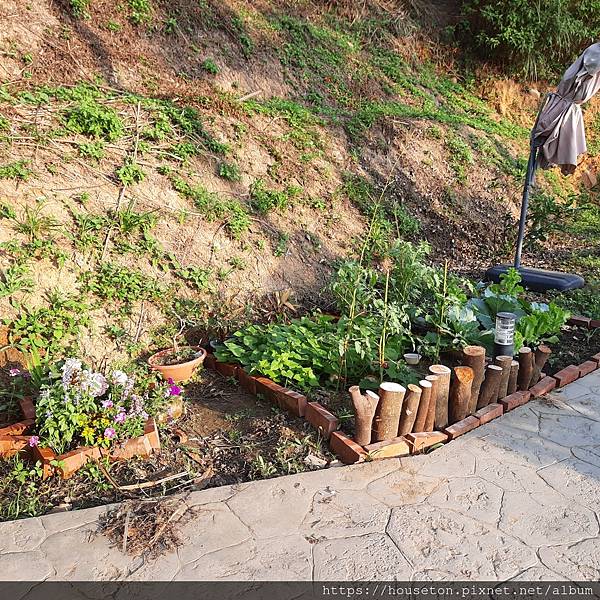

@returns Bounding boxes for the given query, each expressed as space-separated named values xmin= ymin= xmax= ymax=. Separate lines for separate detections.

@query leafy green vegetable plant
xmin=467 ymin=268 xmax=570 ymax=349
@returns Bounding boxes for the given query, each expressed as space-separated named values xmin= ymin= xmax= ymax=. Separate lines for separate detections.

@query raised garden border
xmin=205 ymin=317 xmax=600 ymax=465
xmin=0 ymin=315 xmax=597 ymax=478
xmin=0 ymin=397 xmax=161 ymax=478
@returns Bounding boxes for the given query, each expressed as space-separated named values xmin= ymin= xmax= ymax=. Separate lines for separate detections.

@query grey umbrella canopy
xmin=535 ymin=42 xmax=600 ymax=174
xmin=514 ymin=42 xmax=600 ymax=270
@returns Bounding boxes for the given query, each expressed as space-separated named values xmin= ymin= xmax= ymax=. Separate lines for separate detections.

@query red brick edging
xmin=4 ymin=315 xmax=599 ymax=477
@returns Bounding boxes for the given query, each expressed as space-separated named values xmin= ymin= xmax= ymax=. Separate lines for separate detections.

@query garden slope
xmin=0 ymin=0 xmax=596 ymax=364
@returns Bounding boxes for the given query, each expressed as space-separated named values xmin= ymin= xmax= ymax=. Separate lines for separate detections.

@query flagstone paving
xmin=2 ymin=370 xmax=600 ymax=582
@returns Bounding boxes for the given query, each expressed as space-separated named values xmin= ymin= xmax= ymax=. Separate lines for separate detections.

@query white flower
xmin=111 ymin=370 xmax=128 ymax=386
xmin=80 ymin=370 xmax=108 ymax=397
xmin=128 ymin=394 xmax=146 ymax=417
xmin=62 ymin=358 xmax=82 ymax=388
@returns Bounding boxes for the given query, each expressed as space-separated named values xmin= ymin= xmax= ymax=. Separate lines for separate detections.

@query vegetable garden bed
xmin=208 ymin=317 xmax=600 ymax=464
xmin=0 ymin=319 xmax=599 ymax=520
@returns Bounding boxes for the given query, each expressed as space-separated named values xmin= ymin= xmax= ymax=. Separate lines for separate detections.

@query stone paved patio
xmin=1 ymin=371 xmax=600 ymax=582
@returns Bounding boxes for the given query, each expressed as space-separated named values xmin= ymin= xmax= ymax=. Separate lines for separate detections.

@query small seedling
xmin=65 ymin=100 xmax=124 ymax=141
xmin=0 ymin=160 xmax=32 ymax=181
xmin=164 ymin=17 xmax=177 ymax=33
xmin=116 ymin=160 xmax=145 ymax=186
xmin=201 ymin=58 xmax=219 ymax=74
xmin=70 ymin=0 xmax=91 ymax=18
xmin=274 ymin=233 xmax=289 ymax=257
xmin=218 ymin=161 xmax=241 ymax=182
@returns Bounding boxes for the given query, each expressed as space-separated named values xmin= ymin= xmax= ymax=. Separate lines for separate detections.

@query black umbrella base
xmin=485 ymin=265 xmax=585 ymax=292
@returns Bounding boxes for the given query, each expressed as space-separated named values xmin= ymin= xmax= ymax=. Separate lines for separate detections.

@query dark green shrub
xmin=460 ymin=0 xmax=600 ymax=79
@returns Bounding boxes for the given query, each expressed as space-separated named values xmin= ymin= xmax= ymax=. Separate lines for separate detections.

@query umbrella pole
xmin=513 ymin=142 xmax=538 ymax=269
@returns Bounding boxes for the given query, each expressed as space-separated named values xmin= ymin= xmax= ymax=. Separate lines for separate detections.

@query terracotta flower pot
xmin=148 ymin=347 xmax=207 ymax=383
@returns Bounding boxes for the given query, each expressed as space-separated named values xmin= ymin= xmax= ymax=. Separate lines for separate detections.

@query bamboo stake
xmin=373 ymin=382 xmax=406 ymax=442
xmin=448 ymin=366 xmax=474 ymax=423
xmin=413 ymin=380 xmax=433 ymax=433
xmin=529 ymin=344 xmax=552 ymax=388
xmin=477 ymin=364 xmax=503 ymax=409
xmin=424 ymin=375 xmax=439 ymax=431
xmin=398 ymin=384 xmax=422 ymax=435
xmin=349 ymin=386 xmax=379 ymax=446
xmin=494 ymin=355 xmax=513 ymax=400
xmin=508 ymin=360 xmax=519 ymax=395
xmin=462 ymin=346 xmax=486 ymax=413
xmin=517 ymin=347 xmax=534 ymax=391
xmin=429 ymin=365 xmax=451 ymax=429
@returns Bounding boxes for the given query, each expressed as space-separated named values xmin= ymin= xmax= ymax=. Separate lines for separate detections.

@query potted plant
xmin=148 ymin=312 xmax=207 ymax=382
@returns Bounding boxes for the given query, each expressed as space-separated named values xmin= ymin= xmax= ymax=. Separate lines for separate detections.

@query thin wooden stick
xmin=122 ymin=509 xmax=131 ymax=554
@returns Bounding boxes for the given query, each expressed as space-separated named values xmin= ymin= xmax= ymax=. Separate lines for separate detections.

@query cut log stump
xmin=462 ymin=346 xmax=486 ymax=414
xmin=477 ymin=364 xmax=503 ymax=409
xmin=349 ymin=386 xmax=379 ymax=446
xmin=429 ymin=365 xmax=451 ymax=429
xmin=372 ymin=382 xmax=406 ymax=442
xmin=413 ymin=380 xmax=433 ymax=433
xmin=448 ymin=366 xmax=474 ymax=424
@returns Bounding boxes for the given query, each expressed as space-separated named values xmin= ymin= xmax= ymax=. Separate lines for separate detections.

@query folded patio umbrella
xmin=515 ymin=42 xmax=600 ymax=270
xmin=535 ymin=42 xmax=600 ymax=175
xmin=487 ymin=44 xmax=600 ymax=290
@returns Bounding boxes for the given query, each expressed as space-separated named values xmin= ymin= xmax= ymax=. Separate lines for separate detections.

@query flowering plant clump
xmin=34 ymin=360 xmax=182 ymax=453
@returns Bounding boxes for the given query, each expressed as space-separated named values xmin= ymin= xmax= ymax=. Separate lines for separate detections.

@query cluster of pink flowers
xmin=167 ymin=378 xmax=182 ymax=397
xmin=114 ymin=410 xmax=127 ymax=424
xmin=9 ymin=367 xmax=30 ymax=379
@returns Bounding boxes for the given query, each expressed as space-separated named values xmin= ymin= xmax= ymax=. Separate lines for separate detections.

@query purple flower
xmin=167 ymin=378 xmax=174 ymax=385
xmin=45 ymin=410 xmax=53 ymax=418
xmin=102 ymin=399 xmax=114 ymax=409
xmin=114 ymin=411 xmax=126 ymax=424
xmin=104 ymin=427 xmax=116 ymax=439
xmin=28 ymin=436 xmax=39 ymax=447
xmin=169 ymin=384 xmax=182 ymax=396
xmin=9 ymin=368 xmax=20 ymax=377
